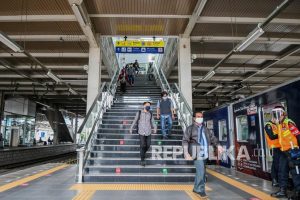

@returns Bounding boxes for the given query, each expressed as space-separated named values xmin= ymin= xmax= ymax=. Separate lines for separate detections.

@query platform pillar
xmin=87 ymin=47 xmax=102 ymax=112
xmin=178 ymin=36 xmax=193 ymax=109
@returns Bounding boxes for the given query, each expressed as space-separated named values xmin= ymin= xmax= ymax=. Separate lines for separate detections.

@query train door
xmin=261 ymin=101 xmax=287 ymax=173
xmin=233 ymin=103 xmax=270 ymax=179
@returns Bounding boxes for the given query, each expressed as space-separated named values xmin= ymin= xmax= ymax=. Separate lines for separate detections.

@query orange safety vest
xmin=278 ymin=118 xmax=299 ymax=152
xmin=265 ymin=122 xmax=281 ymax=149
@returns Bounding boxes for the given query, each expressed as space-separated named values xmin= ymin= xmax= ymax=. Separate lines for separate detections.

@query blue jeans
xmin=128 ymin=75 xmax=134 ymax=85
xmin=194 ymin=159 xmax=206 ymax=193
xmin=160 ymin=114 xmax=172 ymax=137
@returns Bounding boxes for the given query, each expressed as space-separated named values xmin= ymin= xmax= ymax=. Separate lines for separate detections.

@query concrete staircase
xmin=83 ymin=76 xmax=195 ymax=182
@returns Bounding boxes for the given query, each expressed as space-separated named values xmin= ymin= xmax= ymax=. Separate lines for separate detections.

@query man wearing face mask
xmin=182 ymin=112 xmax=223 ymax=198
xmin=157 ymin=91 xmax=175 ymax=139
xmin=130 ymin=102 xmax=157 ymax=166
xmin=269 ymin=106 xmax=300 ymax=199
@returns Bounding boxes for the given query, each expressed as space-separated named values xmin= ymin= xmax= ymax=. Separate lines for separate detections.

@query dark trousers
xmin=148 ymin=74 xmax=154 ymax=81
xmin=128 ymin=75 xmax=134 ymax=85
xmin=140 ymin=135 xmax=151 ymax=161
xmin=271 ymin=148 xmax=281 ymax=182
xmin=279 ymin=151 xmax=290 ymax=188
xmin=120 ymin=82 xmax=126 ymax=92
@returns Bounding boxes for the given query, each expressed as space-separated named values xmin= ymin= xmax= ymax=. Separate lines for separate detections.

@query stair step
xmin=92 ymin=145 xmax=182 ymax=152
xmin=83 ymin=173 xmax=195 ymax=182
xmin=93 ymin=139 xmax=182 ymax=146
xmin=99 ymin=124 xmax=182 ymax=130
xmin=85 ymin=165 xmax=195 ymax=174
xmin=87 ymin=157 xmax=194 ymax=166
xmin=89 ymin=150 xmax=184 ymax=158
xmin=97 ymin=133 xmax=182 ymax=140
xmin=97 ymin=129 xmax=183 ymax=134
xmin=102 ymin=119 xmax=179 ymax=125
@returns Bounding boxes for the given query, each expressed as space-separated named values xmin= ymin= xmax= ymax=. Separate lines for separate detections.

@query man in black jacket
xmin=182 ymin=112 xmax=223 ymax=198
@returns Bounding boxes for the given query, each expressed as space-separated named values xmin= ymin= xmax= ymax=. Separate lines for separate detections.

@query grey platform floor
xmin=0 ymin=163 xmax=280 ymax=200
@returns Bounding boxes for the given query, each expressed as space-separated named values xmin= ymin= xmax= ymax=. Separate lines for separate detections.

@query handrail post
xmin=76 ymin=147 xmax=84 ymax=183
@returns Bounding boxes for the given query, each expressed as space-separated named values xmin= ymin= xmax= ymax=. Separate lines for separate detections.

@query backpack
xmin=136 ymin=110 xmax=153 ymax=133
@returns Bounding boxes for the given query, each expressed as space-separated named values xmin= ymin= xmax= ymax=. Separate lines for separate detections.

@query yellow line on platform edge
xmin=0 ymin=164 xmax=69 ymax=193
xmin=206 ymin=169 xmax=278 ymax=200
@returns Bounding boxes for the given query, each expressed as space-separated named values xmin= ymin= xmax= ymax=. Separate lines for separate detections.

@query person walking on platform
xmin=156 ymin=91 xmax=175 ymax=139
xmin=264 ymin=119 xmax=282 ymax=187
xmin=147 ymin=62 xmax=154 ymax=81
xmin=118 ymin=69 xmax=127 ymax=93
xmin=269 ymin=106 xmax=300 ymax=199
xmin=126 ymin=64 xmax=135 ymax=86
xmin=133 ymin=60 xmax=140 ymax=75
xmin=182 ymin=112 xmax=222 ymax=198
xmin=130 ymin=102 xmax=157 ymax=167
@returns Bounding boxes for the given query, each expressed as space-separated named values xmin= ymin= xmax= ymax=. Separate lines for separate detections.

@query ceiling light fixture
xmin=235 ymin=25 xmax=264 ymax=52
xmin=202 ymin=70 xmax=215 ymax=81
xmin=69 ymin=88 xmax=77 ymax=95
xmin=205 ymin=85 xmax=222 ymax=95
xmin=47 ymin=70 xmax=61 ymax=83
xmin=0 ymin=32 xmax=23 ymax=52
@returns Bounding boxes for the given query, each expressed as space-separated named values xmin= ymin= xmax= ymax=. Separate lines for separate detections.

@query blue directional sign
xmin=115 ymin=47 xmax=164 ymax=54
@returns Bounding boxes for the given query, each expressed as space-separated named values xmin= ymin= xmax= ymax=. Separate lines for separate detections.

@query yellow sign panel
xmin=115 ymin=40 xmax=164 ymax=47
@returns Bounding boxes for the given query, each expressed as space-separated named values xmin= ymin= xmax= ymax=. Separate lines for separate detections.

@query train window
xmin=218 ymin=120 xmax=227 ymax=141
xmin=236 ymin=115 xmax=249 ymax=142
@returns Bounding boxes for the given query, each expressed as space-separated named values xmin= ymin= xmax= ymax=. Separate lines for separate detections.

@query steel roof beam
xmin=183 ymin=0 xmax=207 ymax=37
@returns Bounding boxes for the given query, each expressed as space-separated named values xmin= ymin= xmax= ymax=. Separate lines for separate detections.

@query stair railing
xmin=153 ymin=64 xmax=193 ymax=131
xmin=76 ymin=68 xmax=119 ymax=183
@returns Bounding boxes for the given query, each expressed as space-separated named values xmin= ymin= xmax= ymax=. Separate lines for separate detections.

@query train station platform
xmin=0 ymin=163 xmax=279 ymax=200
xmin=0 ymin=144 xmax=76 ymax=168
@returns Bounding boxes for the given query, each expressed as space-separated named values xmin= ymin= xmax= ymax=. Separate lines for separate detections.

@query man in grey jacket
xmin=182 ymin=112 xmax=223 ymax=198
xmin=130 ymin=102 xmax=157 ymax=166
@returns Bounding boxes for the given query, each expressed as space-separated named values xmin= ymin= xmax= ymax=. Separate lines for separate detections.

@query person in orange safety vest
xmin=270 ymin=106 xmax=300 ymax=199
xmin=264 ymin=119 xmax=281 ymax=187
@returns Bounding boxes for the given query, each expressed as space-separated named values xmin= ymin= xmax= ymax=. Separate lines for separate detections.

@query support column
xmin=178 ymin=36 xmax=193 ymax=109
xmin=74 ymin=113 xmax=78 ymax=142
xmin=0 ymin=92 xmax=4 ymax=133
xmin=87 ymin=47 xmax=102 ymax=112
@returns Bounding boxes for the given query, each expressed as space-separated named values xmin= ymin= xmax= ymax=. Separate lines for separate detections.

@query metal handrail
xmin=76 ymin=67 xmax=120 ymax=183
xmin=173 ymin=83 xmax=193 ymax=115
xmin=77 ymin=83 xmax=106 ymax=134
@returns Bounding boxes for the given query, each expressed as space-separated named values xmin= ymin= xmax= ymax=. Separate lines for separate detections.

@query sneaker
xmin=163 ymin=136 xmax=169 ymax=140
xmin=140 ymin=161 xmax=146 ymax=167
xmin=193 ymin=190 xmax=207 ymax=198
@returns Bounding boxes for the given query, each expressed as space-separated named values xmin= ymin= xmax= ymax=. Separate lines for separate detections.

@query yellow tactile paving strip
xmin=70 ymin=184 xmax=212 ymax=191
xmin=70 ymin=184 xmax=212 ymax=200
xmin=73 ymin=191 xmax=96 ymax=200
xmin=206 ymin=169 xmax=278 ymax=200
xmin=0 ymin=164 xmax=68 ymax=193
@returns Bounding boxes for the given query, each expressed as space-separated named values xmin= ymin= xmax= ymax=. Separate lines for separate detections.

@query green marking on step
xmin=157 ymin=141 xmax=162 ymax=145
xmin=162 ymin=168 xmax=168 ymax=175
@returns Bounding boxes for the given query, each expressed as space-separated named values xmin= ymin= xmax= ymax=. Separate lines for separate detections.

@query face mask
xmin=145 ymin=106 xmax=151 ymax=111
xmin=195 ymin=117 xmax=203 ymax=124
xmin=163 ymin=96 xmax=168 ymax=100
